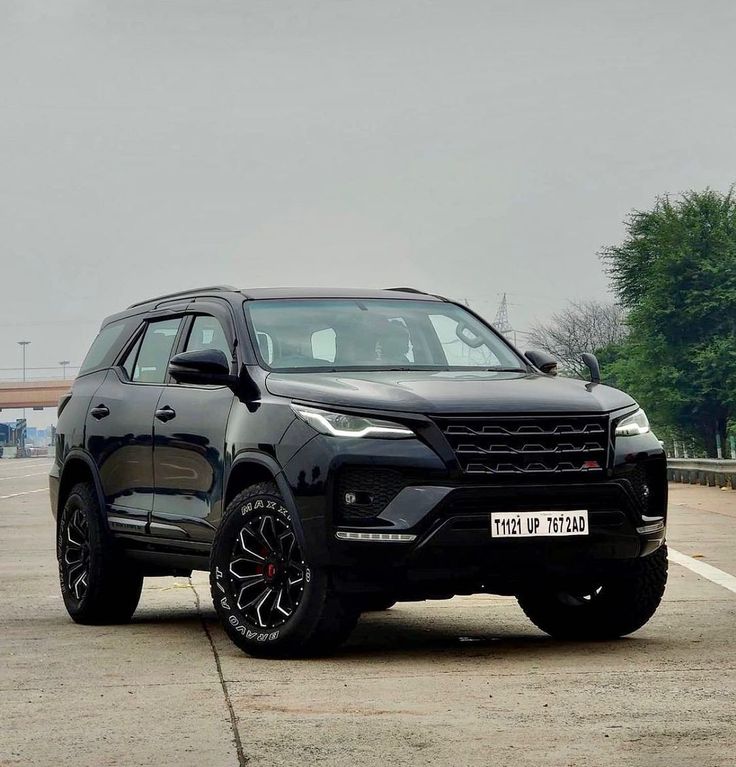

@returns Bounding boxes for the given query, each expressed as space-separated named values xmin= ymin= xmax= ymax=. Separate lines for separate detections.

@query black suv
xmin=51 ymin=286 xmax=667 ymax=657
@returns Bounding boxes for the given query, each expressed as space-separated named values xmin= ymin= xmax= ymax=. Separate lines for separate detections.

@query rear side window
xmin=130 ymin=317 xmax=182 ymax=383
xmin=78 ymin=319 xmax=134 ymax=376
xmin=120 ymin=332 xmax=144 ymax=380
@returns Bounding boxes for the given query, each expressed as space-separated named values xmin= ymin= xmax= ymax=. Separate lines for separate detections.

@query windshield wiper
xmin=483 ymin=367 xmax=528 ymax=372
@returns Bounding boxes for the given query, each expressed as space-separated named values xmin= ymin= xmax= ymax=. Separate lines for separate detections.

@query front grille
xmin=434 ymin=414 xmax=610 ymax=477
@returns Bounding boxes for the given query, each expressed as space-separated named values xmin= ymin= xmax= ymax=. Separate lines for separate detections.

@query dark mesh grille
xmin=623 ymin=464 xmax=652 ymax=513
xmin=336 ymin=468 xmax=407 ymax=521
xmin=434 ymin=414 xmax=610 ymax=477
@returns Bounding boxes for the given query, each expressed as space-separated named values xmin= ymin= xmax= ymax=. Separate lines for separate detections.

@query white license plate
xmin=490 ymin=510 xmax=589 ymax=538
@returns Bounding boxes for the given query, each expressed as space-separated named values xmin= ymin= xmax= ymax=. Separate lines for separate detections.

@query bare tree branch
xmin=527 ymin=300 xmax=627 ymax=375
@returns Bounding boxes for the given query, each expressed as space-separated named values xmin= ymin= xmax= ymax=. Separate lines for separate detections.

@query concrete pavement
xmin=1 ymin=459 xmax=734 ymax=766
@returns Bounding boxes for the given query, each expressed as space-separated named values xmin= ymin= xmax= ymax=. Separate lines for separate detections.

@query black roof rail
xmin=127 ymin=285 xmax=238 ymax=309
xmin=385 ymin=286 xmax=427 ymax=294
xmin=385 ymin=286 xmax=448 ymax=301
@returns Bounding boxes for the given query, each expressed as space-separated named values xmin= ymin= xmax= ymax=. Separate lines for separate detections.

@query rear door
xmin=85 ymin=314 xmax=184 ymax=534
xmin=150 ymin=304 xmax=237 ymax=542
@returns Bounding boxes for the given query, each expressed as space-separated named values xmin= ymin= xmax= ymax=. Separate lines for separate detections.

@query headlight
xmin=615 ymin=408 xmax=650 ymax=437
xmin=291 ymin=405 xmax=414 ymax=439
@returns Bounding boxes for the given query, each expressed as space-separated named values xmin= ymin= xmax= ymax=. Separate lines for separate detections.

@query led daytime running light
xmin=291 ymin=405 xmax=414 ymax=439
xmin=615 ymin=408 xmax=651 ymax=437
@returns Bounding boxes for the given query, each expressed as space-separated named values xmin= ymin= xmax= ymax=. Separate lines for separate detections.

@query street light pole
xmin=59 ymin=360 xmax=70 ymax=379
xmin=17 ymin=340 xmax=31 ymax=422
xmin=18 ymin=341 xmax=31 ymax=382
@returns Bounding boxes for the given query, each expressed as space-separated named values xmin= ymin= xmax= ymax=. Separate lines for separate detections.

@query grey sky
xmin=2 ymin=1 xmax=736 ymax=423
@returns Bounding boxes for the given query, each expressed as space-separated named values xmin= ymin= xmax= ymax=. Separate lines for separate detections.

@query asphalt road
xmin=1 ymin=457 xmax=735 ymax=767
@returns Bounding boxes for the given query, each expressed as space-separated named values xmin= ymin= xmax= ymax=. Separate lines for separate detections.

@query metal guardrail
xmin=668 ymin=458 xmax=736 ymax=489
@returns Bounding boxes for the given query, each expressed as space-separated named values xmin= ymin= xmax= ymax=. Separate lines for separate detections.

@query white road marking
xmin=0 ymin=471 xmax=50 ymax=481
xmin=0 ymin=488 xmax=47 ymax=500
xmin=669 ymin=547 xmax=736 ymax=595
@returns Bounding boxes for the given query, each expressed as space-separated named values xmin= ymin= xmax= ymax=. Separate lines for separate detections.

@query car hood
xmin=264 ymin=370 xmax=636 ymax=415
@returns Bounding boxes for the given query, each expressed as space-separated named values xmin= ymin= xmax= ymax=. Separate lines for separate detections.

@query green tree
xmin=601 ymin=189 xmax=736 ymax=456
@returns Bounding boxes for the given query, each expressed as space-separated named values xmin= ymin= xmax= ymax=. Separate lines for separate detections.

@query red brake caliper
xmin=255 ymin=546 xmax=269 ymax=575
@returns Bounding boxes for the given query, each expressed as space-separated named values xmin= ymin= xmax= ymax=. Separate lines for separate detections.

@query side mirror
xmin=525 ymin=350 xmax=558 ymax=376
xmin=168 ymin=349 xmax=234 ymax=386
xmin=581 ymin=352 xmax=601 ymax=384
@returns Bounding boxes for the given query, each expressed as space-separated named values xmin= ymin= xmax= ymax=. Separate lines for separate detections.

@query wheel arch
xmin=224 ymin=452 xmax=306 ymax=548
xmin=57 ymin=450 xmax=107 ymax=528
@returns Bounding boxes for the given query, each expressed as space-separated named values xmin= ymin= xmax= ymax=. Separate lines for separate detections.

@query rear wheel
xmin=517 ymin=545 xmax=668 ymax=640
xmin=57 ymin=482 xmax=143 ymax=624
xmin=210 ymin=482 xmax=358 ymax=658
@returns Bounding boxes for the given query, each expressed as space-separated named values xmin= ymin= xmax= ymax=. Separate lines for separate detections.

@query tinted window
xmin=78 ymin=319 xmax=133 ymax=376
xmin=245 ymin=299 xmax=523 ymax=371
xmin=131 ymin=317 xmax=182 ymax=383
xmin=120 ymin=332 xmax=144 ymax=380
xmin=184 ymin=315 xmax=231 ymax=358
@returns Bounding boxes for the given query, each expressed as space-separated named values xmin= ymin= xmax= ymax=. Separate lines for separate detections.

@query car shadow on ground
xmin=126 ymin=601 xmax=673 ymax=663
xmin=341 ymin=616 xmax=673 ymax=662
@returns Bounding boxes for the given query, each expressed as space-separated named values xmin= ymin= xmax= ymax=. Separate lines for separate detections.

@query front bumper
xmin=280 ymin=423 xmax=667 ymax=595
xmin=330 ymin=480 xmax=665 ymax=595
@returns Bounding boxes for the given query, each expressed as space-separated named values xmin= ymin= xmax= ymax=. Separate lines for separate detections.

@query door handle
xmin=155 ymin=405 xmax=176 ymax=423
xmin=90 ymin=404 xmax=110 ymax=420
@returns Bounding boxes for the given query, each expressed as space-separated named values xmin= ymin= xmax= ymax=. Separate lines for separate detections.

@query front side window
xmin=245 ymin=299 xmax=523 ymax=372
xmin=184 ymin=315 xmax=231 ymax=358
xmin=128 ymin=317 xmax=182 ymax=383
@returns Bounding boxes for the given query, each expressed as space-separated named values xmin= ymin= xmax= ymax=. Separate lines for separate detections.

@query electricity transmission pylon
xmin=493 ymin=293 xmax=512 ymax=335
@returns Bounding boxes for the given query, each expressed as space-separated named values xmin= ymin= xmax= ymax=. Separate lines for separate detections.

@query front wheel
xmin=517 ymin=545 xmax=668 ymax=640
xmin=210 ymin=482 xmax=358 ymax=658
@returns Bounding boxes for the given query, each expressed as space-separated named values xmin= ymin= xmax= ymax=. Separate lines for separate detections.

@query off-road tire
xmin=57 ymin=482 xmax=143 ymax=624
xmin=517 ymin=545 xmax=668 ymax=640
xmin=210 ymin=482 xmax=359 ymax=658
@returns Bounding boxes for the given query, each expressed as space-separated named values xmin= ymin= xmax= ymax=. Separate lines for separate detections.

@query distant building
xmin=0 ymin=422 xmax=14 ymax=446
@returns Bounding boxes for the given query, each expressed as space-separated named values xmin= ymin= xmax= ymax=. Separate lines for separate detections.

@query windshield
xmin=245 ymin=299 xmax=525 ymax=372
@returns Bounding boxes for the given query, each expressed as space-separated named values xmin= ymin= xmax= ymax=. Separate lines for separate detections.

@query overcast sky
xmin=2 ymin=0 xmax=736 ymax=424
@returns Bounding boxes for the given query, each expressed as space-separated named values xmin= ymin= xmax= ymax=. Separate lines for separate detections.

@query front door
xmin=151 ymin=312 xmax=235 ymax=543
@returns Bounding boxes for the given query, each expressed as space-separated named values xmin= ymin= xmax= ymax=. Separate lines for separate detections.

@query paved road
xmin=1 ymin=458 xmax=734 ymax=767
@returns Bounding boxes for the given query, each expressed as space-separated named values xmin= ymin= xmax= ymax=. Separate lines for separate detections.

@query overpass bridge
xmin=0 ymin=380 xmax=71 ymax=411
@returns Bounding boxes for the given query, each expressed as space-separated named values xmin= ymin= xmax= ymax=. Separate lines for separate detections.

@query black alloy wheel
xmin=61 ymin=506 xmax=91 ymax=601
xmin=228 ymin=511 xmax=306 ymax=630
